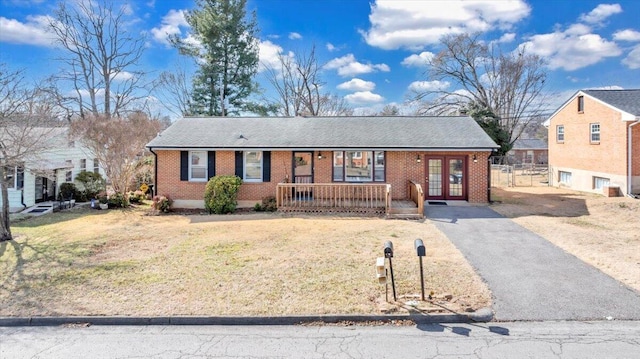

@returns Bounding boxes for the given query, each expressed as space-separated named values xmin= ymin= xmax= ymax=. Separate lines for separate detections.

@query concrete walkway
xmin=425 ymin=205 xmax=640 ymax=321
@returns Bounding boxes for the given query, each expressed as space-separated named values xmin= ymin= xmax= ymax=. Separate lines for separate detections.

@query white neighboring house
xmin=2 ymin=127 xmax=106 ymax=212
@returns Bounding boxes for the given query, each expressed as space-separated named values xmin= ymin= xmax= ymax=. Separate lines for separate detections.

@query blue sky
xmin=1 ymin=0 xmax=639 ymax=117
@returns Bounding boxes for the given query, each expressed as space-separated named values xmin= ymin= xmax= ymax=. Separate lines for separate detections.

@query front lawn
xmin=1 ymin=205 xmax=490 ymax=316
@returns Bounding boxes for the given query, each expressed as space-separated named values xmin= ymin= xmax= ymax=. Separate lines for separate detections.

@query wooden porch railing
xmin=407 ymin=180 xmax=424 ymax=216
xmin=276 ymin=183 xmax=391 ymax=214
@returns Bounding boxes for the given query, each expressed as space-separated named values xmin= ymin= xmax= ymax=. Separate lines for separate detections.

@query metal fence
xmin=491 ymin=164 xmax=549 ymax=187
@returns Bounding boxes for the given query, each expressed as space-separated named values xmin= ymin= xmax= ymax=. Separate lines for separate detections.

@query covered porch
xmin=275 ymin=181 xmax=424 ymax=218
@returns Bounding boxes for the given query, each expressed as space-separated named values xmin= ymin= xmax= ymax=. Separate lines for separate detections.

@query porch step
xmin=387 ymin=213 xmax=423 ymax=220
xmin=388 ymin=207 xmax=421 ymax=215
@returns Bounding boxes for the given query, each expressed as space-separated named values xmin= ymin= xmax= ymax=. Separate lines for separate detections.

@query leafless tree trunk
xmin=413 ymin=33 xmax=549 ymax=144
xmin=1 ymin=64 xmax=61 ymax=241
xmin=49 ymin=0 xmax=147 ymax=118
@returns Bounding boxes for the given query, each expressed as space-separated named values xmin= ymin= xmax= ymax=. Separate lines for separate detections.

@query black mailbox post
xmin=384 ymin=241 xmax=394 ymax=258
xmin=383 ymin=241 xmax=396 ymax=301
xmin=415 ymin=239 xmax=425 ymax=257
xmin=415 ymin=238 xmax=426 ymax=300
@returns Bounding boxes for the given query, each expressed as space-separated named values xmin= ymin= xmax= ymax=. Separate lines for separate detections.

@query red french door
xmin=425 ymin=156 xmax=466 ymax=200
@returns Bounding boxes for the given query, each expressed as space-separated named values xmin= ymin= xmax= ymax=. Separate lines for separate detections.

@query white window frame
xmin=559 ymin=171 xmax=572 ymax=185
xmin=93 ymin=158 xmax=99 ymax=174
xmin=189 ymin=151 xmax=208 ymax=182
xmin=590 ymin=123 xmax=600 ymax=143
xmin=80 ymin=159 xmax=86 ymax=172
xmin=243 ymin=151 xmax=263 ymax=182
xmin=556 ymin=125 xmax=564 ymax=142
xmin=593 ymin=176 xmax=610 ymax=190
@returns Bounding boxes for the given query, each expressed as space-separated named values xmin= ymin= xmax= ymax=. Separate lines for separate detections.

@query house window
xmin=525 ymin=150 xmax=534 ymax=164
xmin=189 ymin=151 xmax=208 ymax=181
xmin=80 ymin=159 xmax=86 ymax=172
xmin=556 ymin=125 xmax=564 ymax=142
xmin=593 ymin=176 xmax=610 ymax=190
xmin=93 ymin=158 xmax=99 ymax=174
xmin=244 ymin=151 xmax=262 ymax=182
xmin=590 ymin=123 xmax=600 ymax=143
xmin=5 ymin=167 xmax=15 ymax=189
xmin=65 ymin=160 xmax=73 ymax=182
xmin=333 ymin=151 xmax=385 ymax=182
xmin=559 ymin=171 xmax=572 ymax=185
xmin=577 ymin=95 xmax=584 ymax=112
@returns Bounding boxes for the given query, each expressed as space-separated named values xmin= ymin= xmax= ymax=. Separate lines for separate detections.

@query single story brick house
xmin=146 ymin=116 xmax=498 ymax=213
xmin=507 ymin=138 xmax=548 ymax=165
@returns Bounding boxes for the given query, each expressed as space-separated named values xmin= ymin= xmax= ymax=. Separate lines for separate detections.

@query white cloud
xmin=325 ymin=54 xmax=390 ymax=77
xmin=579 ymin=3 xmax=622 ymax=24
xmin=497 ymin=32 xmax=516 ymax=43
xmin=344 ymin=91 xmax=385 ymax=105
xmin=613 ymin=29 xmax=640 ymax=42
xmin=150 ymin=9 xmax=189 ymax=47
xmin=121 ymin=3 xmax=134 ymax=16
xmin=288 ymin=32 xmax=302 ymax=40
xmin=111 ymin=71 xmax=134 ymax=81
xmin=408 ymin=80 xmax=450 ymax=92
xmin=326 ymin=42 xmax=338 ymax=52
xmin=258 ymin=40 xmax=291 ymax=72
xmin=401 ymin=51 xmax=434 ymax=67
xmin=622 ymin=45 xmax=640 ymax=69
xmin=520 ymin=30 xmax=621 ymax=71
xmin=337 ymin=78 xmax=376 ymax=92
xmin=361 ymin=0 xmax=530 ymax=50
xmin=0 ymin=15 xmax=56 ymax=46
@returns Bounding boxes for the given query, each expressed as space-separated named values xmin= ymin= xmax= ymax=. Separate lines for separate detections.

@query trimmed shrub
xmin=75 ymin=171 xmax=106 ymax=199
xmin=107 ymin=192 xmax=128 ymax=208
xmin=152 ymin=195 xmax=173 ymax=213
xmin=204 ymin=175 xmax=242 ymax=214
xmin=258 ymin=196 xmax=277 ymax=212
xmin=128 ymin=190 xmax=146 ymax=204
xmin=59 ymin=182 xmax=78 ymax=200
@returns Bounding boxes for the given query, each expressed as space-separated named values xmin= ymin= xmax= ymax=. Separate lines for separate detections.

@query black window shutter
xmin=207 ymin=151 xmax=216 ymax=179
xmin=17 ymin=167 xmax=24 ymax=190
xmin=263 ymin=151 xmax=271 ymax=182
xmin=235 ymin=151 xmax=243 ymax=178
xmin=180 ymin=151 xmax=188 ymax=181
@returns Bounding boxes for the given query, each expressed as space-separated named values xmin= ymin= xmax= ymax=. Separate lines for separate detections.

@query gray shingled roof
xmin=511 ymin=138 xmax=547 ymax=150
xmin=147 ymin=116 xmax=499 ymax=150
xmin=584 ymin=89 xmax=640 ymax=116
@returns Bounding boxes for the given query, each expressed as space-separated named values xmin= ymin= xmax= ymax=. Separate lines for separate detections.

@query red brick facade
xmin=154 ymin=149 xmax=492 ymax=208
xmin=548 ymin=93 xmax=640 ymax=195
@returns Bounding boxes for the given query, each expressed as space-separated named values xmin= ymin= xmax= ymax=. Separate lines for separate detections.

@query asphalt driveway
xmin=425 ymin=205 xmax=640 ymax=321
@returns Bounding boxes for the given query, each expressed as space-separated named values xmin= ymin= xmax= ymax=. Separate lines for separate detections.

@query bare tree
xmin=264 ymin=45 xmax=352 ymax=116
xmin=49 ymin=0 xmax=147 ymax=118
xmin=71 ymin=112 xmax=163 ymax=195
xmin=154 ymin=63 xmax=194 ymax=117
xmin=1 ymin=65 xmax=61 ymax=241
xmin=413 ymin=33 xmax=549 ymax=152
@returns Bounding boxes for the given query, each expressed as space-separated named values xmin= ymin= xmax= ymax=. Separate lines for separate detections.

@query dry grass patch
xmin=1 ymin=205 xmax=490 ymax=317
xmin=491 ymin=187 xmax=640 ymax=292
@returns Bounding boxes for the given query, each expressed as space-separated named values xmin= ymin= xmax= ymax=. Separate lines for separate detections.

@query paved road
xmin=2 ymin=321 xmax=639 ymax=358
xmin=425 ymin=205 xmax=640 ymax=321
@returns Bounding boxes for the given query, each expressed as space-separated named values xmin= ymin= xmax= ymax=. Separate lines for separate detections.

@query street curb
xmin=0 ymin=312 xmax=492 ymax=327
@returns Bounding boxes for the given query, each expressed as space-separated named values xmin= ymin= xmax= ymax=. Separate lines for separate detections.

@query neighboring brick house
xmin=507 ymin=138 xmax=548 ymax=165
xmin=545 ymin=89 xmax=640 ymax=197
xmin=146 ymin=116 xmax=498 ymax=209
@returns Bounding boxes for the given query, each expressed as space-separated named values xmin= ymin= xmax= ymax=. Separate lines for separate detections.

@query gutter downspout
xmin=149 ymin=148 xmax=158 ymax=197
xmin=628 ymin=120 xmax=640 ymax=197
